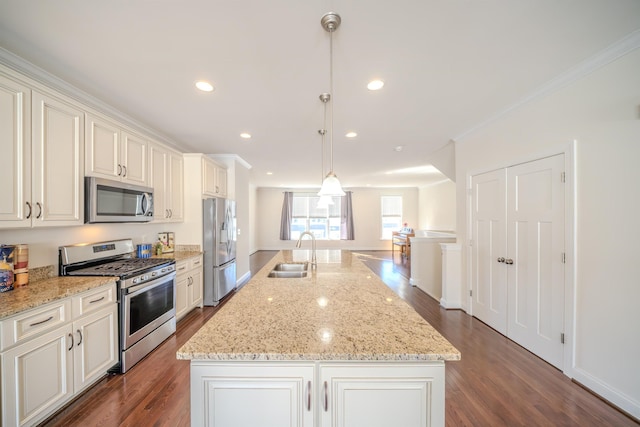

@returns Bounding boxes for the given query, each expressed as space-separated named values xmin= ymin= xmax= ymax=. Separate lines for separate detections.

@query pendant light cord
xmin=329 ymin=26 xmax=334 ymax=173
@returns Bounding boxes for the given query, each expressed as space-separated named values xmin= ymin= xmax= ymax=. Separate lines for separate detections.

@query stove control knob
xmin=152 ymin=272 xmax=157 ymax=277
xmin=133 ymin=278 xmax=139 ymax=284
xmin=143 ymin=275 xmax=149 ymax=280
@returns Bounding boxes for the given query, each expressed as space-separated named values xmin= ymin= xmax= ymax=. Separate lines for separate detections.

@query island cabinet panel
xmin=319 ymin=363 xmax=445 ymax=427
xmin=189 ymin=361 xmax=445 ymax=427
xmin=191 ymin=362 xmax=315 ymax=427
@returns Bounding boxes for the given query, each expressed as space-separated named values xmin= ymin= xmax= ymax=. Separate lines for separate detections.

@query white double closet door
xmin=471 ymin=154 xmax=565 ymax=369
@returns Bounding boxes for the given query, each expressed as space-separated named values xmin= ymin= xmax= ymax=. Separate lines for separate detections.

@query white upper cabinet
xmin=85 ymin=113 xmax=148 ymax=186
xmin=31 ymin=90 xmax=84 ymax=228
xmin=1 ymin=68 xmax=84 ymax=229
xmin=149 ymin=141 xmax=183 ymax=223
xmin=0 ymin=73 xmax=31 ymax=227
xmin=202 ymin=156 xmax=227 ymax=198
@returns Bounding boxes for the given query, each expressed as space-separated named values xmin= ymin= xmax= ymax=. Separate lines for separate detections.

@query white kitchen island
xmin=177 ymin=250 xmax=460 ymax=427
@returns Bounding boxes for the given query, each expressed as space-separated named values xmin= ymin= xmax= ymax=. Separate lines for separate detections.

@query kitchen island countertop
xmin=177 ymin=250 xmax=460 ymax=361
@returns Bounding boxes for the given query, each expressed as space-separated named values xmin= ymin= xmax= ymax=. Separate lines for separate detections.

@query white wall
xmin=418 ymin=180 xmax=456 ymax=231
xmin=249 ymin=183 xmax=258 ymax=254
xmin=256 ymin=187 xmax=418 ymax=250
xmin=455 ymin=47 xmax=640 ymax=418
xmin=0 ymin=223 xmax=180 ymax=269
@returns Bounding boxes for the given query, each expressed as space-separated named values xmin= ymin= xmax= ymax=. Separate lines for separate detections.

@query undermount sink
xmin=268 ymin=262 xmax=309 ymax=278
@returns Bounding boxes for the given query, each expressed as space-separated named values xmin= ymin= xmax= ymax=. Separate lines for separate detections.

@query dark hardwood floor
xmin=42 ymin=250 xmax=638 ymax=427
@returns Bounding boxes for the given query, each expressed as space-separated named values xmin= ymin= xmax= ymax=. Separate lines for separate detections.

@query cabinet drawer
xmin=189 ymin=255 xmax=203 ymax=270
xmin=0 ymin=299 xmax=71 ymax=351
xmin=176 ymin=260 xmax=189 ymax=277
xmin=72 ymin=283 xmax=117 ymax=318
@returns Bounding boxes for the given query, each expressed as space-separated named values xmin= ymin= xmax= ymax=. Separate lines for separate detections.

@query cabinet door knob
xmin=497 ymin=257 xmax=505 ymax=263
xmin=505 ymin=258 xmax=514 ymax=265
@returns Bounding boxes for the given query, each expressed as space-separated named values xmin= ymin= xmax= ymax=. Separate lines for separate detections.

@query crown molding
xmin=454 ymin=29 xmax=640 ymax=142
xmin=0 ymin=47 xmax=185 ymax=151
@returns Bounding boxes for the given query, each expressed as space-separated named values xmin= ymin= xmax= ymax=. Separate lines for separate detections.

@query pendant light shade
xmin=318 ymin=172 xmax=345 ymax=196
xmin=317 ymin=12 xmax=345 ymax=198
xmin=317 ymin=194 xmax=334 ymax=208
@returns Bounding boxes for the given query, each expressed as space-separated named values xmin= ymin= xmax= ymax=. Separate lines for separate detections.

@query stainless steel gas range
xmin=59 ymin=239 xmax=176 ymax=373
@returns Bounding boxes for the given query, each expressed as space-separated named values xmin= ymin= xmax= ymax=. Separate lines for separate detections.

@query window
xmin=290 ymin=194 xmax=342 ymax=240
xmin=381 ymin=195 xmax=403 ymax=239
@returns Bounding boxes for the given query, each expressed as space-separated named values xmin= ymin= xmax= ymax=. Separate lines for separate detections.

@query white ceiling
xmin=1 ymin=1 xmax=639 ymax=188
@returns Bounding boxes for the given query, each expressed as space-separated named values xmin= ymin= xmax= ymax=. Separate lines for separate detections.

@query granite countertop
xmin=177 ymin=250 xmax=460 ymax=362
xmin=153 ymin=250 xmax=202 ymax=262
xmin=0 ymin=250 xmax=203 ymax=320
xmin=0 ymin=275 xmax=118 ymax=319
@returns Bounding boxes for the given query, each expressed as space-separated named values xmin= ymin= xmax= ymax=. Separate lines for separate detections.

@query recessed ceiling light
xmin=394 ymin=145 xmax=403 ymax=152
xmin=195 ymin=81 xmax=214 ymax=92
xmin=240 ymin=133 xmax=251 ymax=139
xmin=266 ymin=171 xmax=273 ymax=175
xmin=345 ymin=131 xmax=357 ymax=138
xmin=367 ymin=80 xmax=384 ymax=91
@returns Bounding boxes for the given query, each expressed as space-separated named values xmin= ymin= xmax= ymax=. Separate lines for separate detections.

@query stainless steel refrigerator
xmin=203 ymin=198 xmax=236 ymax=306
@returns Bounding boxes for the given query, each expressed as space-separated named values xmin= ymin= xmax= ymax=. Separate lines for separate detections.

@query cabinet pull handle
xmin=306 ymin=380 xmax=312 ymax=411
xmin=178 ymin=266 xmax=186 ymax=271
xmin=122 ymin=165 xmax=127 ymax=177
xmin=323 ymin=381 xmax=328 ymax=412
xmin=26 ymin=201 xmax=32 ymax=219
xmin=118 ymin=164 xmax=122 ymax=176
xmin=497 ymin=257 xmax=505 ymax=263
xmin=505 ymin=258 xmax=514 ymax=265
xmin=77 ymin=329 xmax=83 ymax=346
xmin=169 ymin=209 xmax=173 ymax=218
xmin=68 ymin=333 xmax=74 ymax=351
xmin=36 ymin=202 xmax=42 ymax=219
xmin=89 ymin=296 xmax=105 ymax=304
xmin=30 ymin=316 xmax=54 ymax=327
xmin=166 ymin=209 xmax=170 ymax=218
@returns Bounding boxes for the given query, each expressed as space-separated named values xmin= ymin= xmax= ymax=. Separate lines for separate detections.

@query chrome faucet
xmin=295 ymin=231 xmax=317 ymax=268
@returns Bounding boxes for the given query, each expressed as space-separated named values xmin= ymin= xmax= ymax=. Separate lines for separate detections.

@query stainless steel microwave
xmin=85 ymin=177 xmax=153 ymax=223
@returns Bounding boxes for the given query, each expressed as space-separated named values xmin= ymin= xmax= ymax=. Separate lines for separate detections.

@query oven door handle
xmin=125 ymin=272 xmax=176 ymax=296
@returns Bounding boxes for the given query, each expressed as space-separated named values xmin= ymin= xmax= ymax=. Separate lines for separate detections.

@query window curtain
xmin=340 ymin=191 xmax=355 ymax=240
xmin=279 ymin=191 xmax=293 ymax=240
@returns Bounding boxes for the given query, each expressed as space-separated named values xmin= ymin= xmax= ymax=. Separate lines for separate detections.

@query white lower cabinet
xmin=176 ymin=255 xmax=203 ymax=321
xmin=191 ymin=362 xmax=315 ymax=427
xmin=190 ymin=361 xmax=445 ymax=427
xmin=0 ymin=283 xmax=118 ymax=427
xmin=319 ymin=363 xmax=444 ymax=427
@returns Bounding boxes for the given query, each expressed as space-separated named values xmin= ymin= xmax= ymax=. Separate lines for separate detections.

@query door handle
xmin=323 ymin=381 xmax=328 ymax=412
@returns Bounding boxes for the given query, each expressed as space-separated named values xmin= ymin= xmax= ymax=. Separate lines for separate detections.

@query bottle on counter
xmin=0 ymin=253 xmax=14 ymax=293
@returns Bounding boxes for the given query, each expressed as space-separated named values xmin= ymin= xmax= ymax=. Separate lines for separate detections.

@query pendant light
xmin=317 ymin=12 xmax=346 ymax=197
xmin=317 ymin=94 xmax=335 ymax=208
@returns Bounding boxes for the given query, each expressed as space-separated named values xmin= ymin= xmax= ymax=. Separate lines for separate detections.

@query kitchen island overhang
xmin=178 ymin=250 xmax=460 ymax=426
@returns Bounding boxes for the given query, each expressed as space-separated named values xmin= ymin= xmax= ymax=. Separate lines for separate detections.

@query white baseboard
xmin=572 ymin=367 xmax=640 ymax=420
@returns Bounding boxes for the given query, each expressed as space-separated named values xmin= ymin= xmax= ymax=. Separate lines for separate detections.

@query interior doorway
xmin=470 ymin=154 xmax=566 ymax=369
